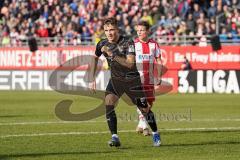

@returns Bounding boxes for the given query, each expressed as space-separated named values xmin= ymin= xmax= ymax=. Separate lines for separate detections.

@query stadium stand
xmin=0 ymin=0 xmax=240 ymax=46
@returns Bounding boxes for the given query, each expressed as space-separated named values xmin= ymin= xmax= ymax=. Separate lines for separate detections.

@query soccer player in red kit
xmin=134 ymin=21 xmax=162 ymax=136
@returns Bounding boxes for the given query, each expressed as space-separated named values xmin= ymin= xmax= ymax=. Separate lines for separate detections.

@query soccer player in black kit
xmin=90 ymin=17 xmax=161 ymax=147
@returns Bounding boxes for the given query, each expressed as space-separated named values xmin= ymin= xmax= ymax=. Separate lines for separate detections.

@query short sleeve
xmin=95 ymin=41 xmax=103 ymax=57
xmin=127 ymin=40 xmax=136 ymax=56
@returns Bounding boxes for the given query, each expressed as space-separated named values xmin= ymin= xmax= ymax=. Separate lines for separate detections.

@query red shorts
xmin=143 ymin=84 xmax=155 ymax=106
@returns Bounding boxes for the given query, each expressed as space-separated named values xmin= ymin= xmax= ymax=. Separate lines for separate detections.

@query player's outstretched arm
xmin=89 ymin=56 xmax=99 ymax=93
xmin=156 ymin=57 xmax=162 ymax=85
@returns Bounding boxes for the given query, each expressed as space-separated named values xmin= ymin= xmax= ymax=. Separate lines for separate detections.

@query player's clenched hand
xmin=101 ymin=46 xmax=113 ymax=56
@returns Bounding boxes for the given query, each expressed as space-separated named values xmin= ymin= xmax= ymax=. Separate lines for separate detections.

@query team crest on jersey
xmin=128 ymin=45 xmax=135 ymax=52
xmin=117 ymin=45 xmax=123 ymax=53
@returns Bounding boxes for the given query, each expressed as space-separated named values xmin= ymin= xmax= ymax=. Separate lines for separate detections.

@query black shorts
xmin=105 ymin=77 xmax=146 ymax=106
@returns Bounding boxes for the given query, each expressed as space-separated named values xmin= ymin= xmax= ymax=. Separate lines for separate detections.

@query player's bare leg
xmin=136 ymin=108 xmax=150 ymax=136
xmin=137 ymin=101 xmax=161 ymax=147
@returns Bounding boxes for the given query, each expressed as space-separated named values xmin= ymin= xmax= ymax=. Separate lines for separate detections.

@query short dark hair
xmin=137 ymin=21 xmax=150 ymax=30
xmin=103 ymin=17 xmax=118 ymax=27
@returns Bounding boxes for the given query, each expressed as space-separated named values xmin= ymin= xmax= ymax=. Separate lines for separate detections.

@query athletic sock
xmin=139 ymin=114 xmax=148 ymax=129
xmin=137 ymin=108 xmax=148 ymax=129
xmin=106 ymin=105 xmax=117 ymax=134
xmin=112 ymin=134 xmax=119 ymax=138
xmin=152 ymin=131 xmax=159 ymax=135
xmin=145 ymin=110 xmax=158 ymax=132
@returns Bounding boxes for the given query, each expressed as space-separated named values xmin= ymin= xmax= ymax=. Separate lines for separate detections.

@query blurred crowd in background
xmin=0 ymin=0 xmax=240 ymax=46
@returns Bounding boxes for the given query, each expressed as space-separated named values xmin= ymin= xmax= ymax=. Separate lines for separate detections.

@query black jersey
xmin=95 ymin=36 xmax=140 ymax=79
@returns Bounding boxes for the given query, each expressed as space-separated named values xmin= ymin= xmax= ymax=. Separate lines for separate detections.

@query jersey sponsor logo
xmin=137 ymin=54 xmax=154 ymax=61
xmin=117 ymin=45 xmax=123 ymax=53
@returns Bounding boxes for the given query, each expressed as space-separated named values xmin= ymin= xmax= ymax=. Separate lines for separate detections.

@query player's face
xmin=103 ymin=24 xmax=119 ymax=43
xmin=136 ymin=25 xmax=149 ymax=41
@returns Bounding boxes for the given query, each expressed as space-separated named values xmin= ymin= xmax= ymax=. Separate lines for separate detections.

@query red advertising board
xmin=0 ymin=46 xmax=239 ymax=70
xmin=0 ymin=46 xmax=96 ymax=70
xmin=0 ymin=46 xmax=239 ymax=92
xmin=160 ymin=46 xmax=240 ymax=70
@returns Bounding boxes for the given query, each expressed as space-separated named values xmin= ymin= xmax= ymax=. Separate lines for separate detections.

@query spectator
xmin=2 ymin=31 xmax=10 ymax=46
xmin=181 ymin=56 xmax=192 ymax=70
xmin=232 ymin=0 xmax=240 ymax=8
xmin=177 ymin=21 xmax=187 ymax=36
xmin=232 ymin=8 xmax=240 ymax=27
xmin=9 ymin=27 xmax=19 ymax=46
xmin=204 ymin=20 xmax=212 ymax=35
xmin=219 ymin=27 xmax=228 ymax=42
xmin=232 ymin=27 xmax=240 ymax=43
xmin=192 ymin=3 xmax=202 ymax=20
xmin=0 ymin=0 xmax=239 ymax=46
xmin=223 ymin=4 xmax=231 ymax=19
xmin=188 ymin=31 xmax=198 ymax=46
xmin=81 ymin=25 xmax=92 ymax=42
xmin=151 ymin=1 xmax=162 ymax=24
xmin=197 ymin=12 xmax=206 ymax=26
xmin=208 ymin=0 xmax=217 ymax=18
xmin=94 ymin=25 xmax=104 ymax=45
xmin=176 ymin=0 xmax=190 ymax=19
xmin=141 ymin=10 xmax=153 ymax=26
xmin=158 ymin=15 xmax=166 ymax=26
xmin=36 ymin=23 xmax=49 ymax=37
xmin=186 ymin=13 xmax=196 ymax=33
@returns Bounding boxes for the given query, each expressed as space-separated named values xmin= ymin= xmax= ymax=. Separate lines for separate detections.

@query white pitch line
xmin=0 ymin=118 xmax=240 ymax=126
xmin=1 ymin=127 xmax=240 ymax=139
xmin=0 ymin=130 xmax=131 ymax=139
xmin=164 ymin=127 xmax=240 ymax=131
xmin=0 ymin=121 xmax=106 ymax=126
xmin=193 ymin=119 xmax=240 ymax=122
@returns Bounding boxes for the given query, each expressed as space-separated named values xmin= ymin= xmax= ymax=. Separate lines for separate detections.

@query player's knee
xmin=105 ymin=94 xmax=118 ymax=105
xmin=136 ymin=97 xmax=148 ymax=108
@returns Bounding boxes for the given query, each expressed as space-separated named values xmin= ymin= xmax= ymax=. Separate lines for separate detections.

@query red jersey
xmin=134 ymin=38 xmax=161 ymax=85
xmin=134 ymin=38 xmax=161 ymax=105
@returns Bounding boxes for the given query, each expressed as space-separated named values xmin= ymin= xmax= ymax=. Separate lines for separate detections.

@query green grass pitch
xmin=0 ymin=91 xmax=239 ymax=160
